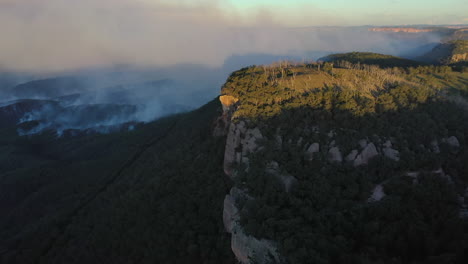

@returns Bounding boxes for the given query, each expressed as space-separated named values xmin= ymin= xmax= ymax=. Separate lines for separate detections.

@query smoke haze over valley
xmin=0 ymin=1 xmax=460 ymax=134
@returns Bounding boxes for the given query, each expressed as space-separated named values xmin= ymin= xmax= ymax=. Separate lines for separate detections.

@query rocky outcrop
xmin=305 ymin=143 xmax=320 ymax=161
xmin=368 ymin=184 xmax=385 ymax=202
xmin=214 ymin=95 xmax=240 ymax=137
xmin=328 ymin=147 xmax=343 ymax=163
xmin=219 ymin=95 xmax=239 ymax=112
xmin=223 ymin=120 xmax=263 ymax=178
xmin=369 ymin=27 xmax=434 ymax=33
xmin=224 ymin=121 xmax=246 ymax=177
xmin=382 ymin=141 xmax=400 ymax=161
xmin=231 ymin=228 xmax=281 ymax=264
xmin=443 ymin=136 xmax=460 ymax=148
xmin=220 ymin=96 xmax=282 ymax=263
xmin=451 ymin=53 xmax=468 ymax=63
xmin=346 ymin=150 xmax=359 ymax=162
xmin=223 ymin=188 xmax=281 ymax=264
xmin=223 ymin=194 xmax=239 ymax=233
xmin=354 ymin=142 xmax=378 ymax=166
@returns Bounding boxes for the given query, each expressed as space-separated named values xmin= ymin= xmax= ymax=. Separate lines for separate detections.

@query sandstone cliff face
xmin=223 ymin=188 xmax=281 ymax=264
xmin=369 ymin=27 xmax=434 ymax=33
xmin=219 ymin=96 xmax=282 ymax=264
xmin=223 ymin=120 xmax=263 ymax=178
xmin=450 ymin=53 xmax=468 ymax=63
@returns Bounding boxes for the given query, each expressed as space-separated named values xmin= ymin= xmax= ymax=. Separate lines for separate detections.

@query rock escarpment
xmin=219 ymin=96 xmax=282 ymax=264
xmin=223 ymin=188 xmax=281 ymax=264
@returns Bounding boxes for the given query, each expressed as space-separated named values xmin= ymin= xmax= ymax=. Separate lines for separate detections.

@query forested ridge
xmin=221 ymin=58 xmax=468 ymax=263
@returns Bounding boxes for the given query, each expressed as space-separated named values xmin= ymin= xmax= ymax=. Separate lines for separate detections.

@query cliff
xmin=369 ymin=27 xmax=435 ymax=33
xmin=419 ymin=40 xmax=468 ymax=64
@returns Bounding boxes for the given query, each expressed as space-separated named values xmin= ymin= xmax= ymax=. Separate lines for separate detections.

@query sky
xmin=140 ymin=0 xmax=468 ymax=26
xmin=0 ymin=0 xmax=466 ymax=73
xmin=207 ymin=0 xmax=468 ymax=26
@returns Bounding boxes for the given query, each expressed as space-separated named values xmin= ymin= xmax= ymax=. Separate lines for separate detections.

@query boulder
xmin=368 ymin=184 xmax=385 ymax=202
xmin=345 ymin=150 xmax=358 ymax=162
xmin=305 ymin=143 xmax=320 ymax=160
xmin=383 ymin=147 xmax=399 ymax=161
xmin=328 ymin=147 xmax=343 ymax=163
xmin=446 ymin=136 xmax=460 ymax=148
xmin=354 ymin=143 xmax=378 ymax=166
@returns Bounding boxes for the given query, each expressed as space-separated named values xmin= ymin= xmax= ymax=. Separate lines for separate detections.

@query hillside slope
xmin=0 ymin=99 xmax=234 ymax=264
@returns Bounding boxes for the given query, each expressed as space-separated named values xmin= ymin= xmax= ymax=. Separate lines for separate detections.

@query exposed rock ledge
xmin=223 ymin=188 xmax=281 ymax=264
xmin=223 ymin=120 xmax=263 ymax=178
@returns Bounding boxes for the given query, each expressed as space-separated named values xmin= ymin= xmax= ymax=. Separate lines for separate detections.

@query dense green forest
xmin=319 ymin=52 xmax=424 ymax=68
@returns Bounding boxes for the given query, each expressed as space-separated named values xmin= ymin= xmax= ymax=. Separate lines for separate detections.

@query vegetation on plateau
xmin=222 ymin=59 xmax=468 ymax=263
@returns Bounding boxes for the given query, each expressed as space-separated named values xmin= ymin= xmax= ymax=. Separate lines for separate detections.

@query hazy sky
xmin=0 ymin=0 xmax=466 ymax=73
xmin=230 ymin=0 xmax=467 ymax=24
xmin=189 ymin=0 xmax=468 ymax=26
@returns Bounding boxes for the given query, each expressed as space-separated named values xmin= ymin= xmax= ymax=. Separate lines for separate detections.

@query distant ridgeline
xmin=219 ymin=57 xmax=468 ymax=263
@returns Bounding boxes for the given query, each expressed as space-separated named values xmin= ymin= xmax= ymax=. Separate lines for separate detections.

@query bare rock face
xmin=383 ymin=147 xmax=400 ymax=161
xmin=224 ymin=122 xmax=245 ymax=177
xmin=451 ymin=53 xmax=468 ymax=63
xmin=224 ymin=188 xmax=281 ymax=264
xmin=219 ymin=95 xmax=239 ymax=112
xmin=354 ymin=143 xmax=378 ymax=166
xmin=223 ymin=121 xmax=263 ymax=178
xmin=305 ymin=143 xmax=320 ymax=161
xmin=328 ymin=147 xmax=343 ymax=163
xmin=231 ymin=228 xmax=281 ymax=264
xmin=346 ymin=150 xmax=359 ymax=162
xmin=368 ymin=184 xmax=385 ymax=202
xmin=445 ymin=136 xmax=460 ymax=148
xmin=223 ymin=195 xmax=239 ymax=233
xmin=242 ymin=128 xmax=263 ymax=154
